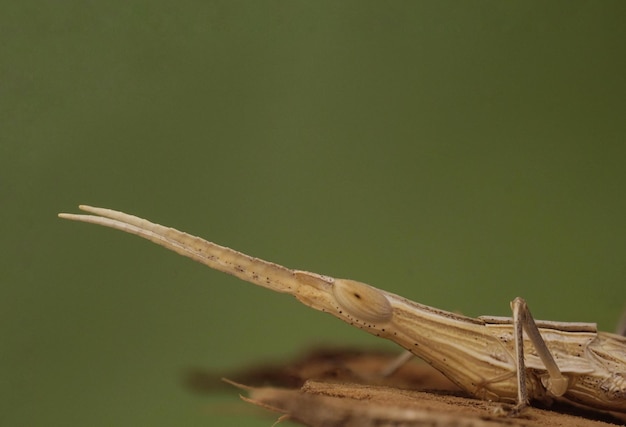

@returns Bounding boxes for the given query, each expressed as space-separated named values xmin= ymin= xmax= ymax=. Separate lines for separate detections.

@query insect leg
xmin=511 ymin=297 xmax=529 ymax=413
xmin=378 ymin=350 xmax=414 ymax=377
xmin=511 ymin=297 xmax=568 ymax=413
xmin=616 ymin=305 xmax=626 ymax=337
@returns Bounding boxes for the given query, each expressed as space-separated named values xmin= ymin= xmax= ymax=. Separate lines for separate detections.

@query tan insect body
xmin=58 ymin=205 xmax=626 ymax=414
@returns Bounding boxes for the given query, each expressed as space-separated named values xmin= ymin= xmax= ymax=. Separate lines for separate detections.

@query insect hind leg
xmin=510 ymin=297 xmax=569 ymax=414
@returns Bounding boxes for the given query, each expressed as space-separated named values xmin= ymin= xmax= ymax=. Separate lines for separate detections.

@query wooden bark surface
xmin=186 ymin=348 xmax=626 ymax=426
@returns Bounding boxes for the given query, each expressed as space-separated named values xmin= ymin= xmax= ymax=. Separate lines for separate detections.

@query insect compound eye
xmin=332 ymin=279 xmax=393 ymax=324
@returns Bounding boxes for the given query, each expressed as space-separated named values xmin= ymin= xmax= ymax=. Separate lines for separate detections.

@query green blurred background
xmin=2 ymin=2 xmax=625 ymax=426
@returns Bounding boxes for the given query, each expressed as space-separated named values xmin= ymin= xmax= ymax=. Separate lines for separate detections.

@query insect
xmin=59 ymin=205 xmax=626 ymax=415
